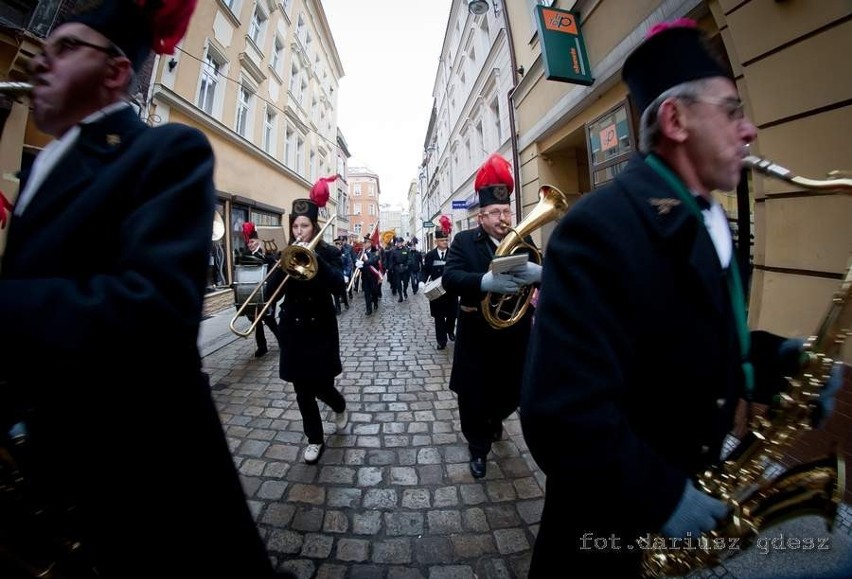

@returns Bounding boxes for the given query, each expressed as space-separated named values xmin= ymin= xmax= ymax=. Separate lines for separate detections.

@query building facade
xmin=418 ymin=0 xmax=514 ymax=251
xmin=346 ymin=164 xmax=380 ymax=242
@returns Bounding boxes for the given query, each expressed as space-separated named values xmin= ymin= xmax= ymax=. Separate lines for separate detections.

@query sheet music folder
xmin=489 ymin=253 xmax=529 ymax=274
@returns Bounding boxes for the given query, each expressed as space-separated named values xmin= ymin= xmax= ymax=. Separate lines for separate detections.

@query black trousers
xmin=253 ymin=311 xmax=278 ymax=349
xmin=293 ymin=378 xmax=346 ymax=444
xmin=457 ymin=393 xmax=504 ymax=460
xmin=433 ymin=311 xmax=456 ymax=346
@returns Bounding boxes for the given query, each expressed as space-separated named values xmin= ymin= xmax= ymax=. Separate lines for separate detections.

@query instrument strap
xmin=645 ymin=154 xmax=754 ymax=398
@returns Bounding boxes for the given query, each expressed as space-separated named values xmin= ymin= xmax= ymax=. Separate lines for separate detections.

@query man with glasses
xmin=0 ymin=1 xmax=283 ymax=577
xmin=520 ymin=20 xmax=841 ymax=577
xmin=442 ymin=153 xmax=542 ymax=479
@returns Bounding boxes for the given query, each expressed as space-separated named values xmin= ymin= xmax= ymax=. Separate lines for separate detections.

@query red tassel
xmin=136 ymin=0 xmax=199 ymax=55
xmin=438 ymin=215 xmax=452 ymax=235
xmin=309 ymin=174 xmax=339 ymax=208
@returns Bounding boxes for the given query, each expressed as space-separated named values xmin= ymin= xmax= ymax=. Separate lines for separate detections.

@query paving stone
xmin=414 ymin=536 xmax=454 ymax=564
xmin=373 ymin=538 xmax=412 ymax=564
xmin=384 ymin=511 xmax=425 ymax=536
xmin=402 ymin=488 xmax=432 ymax=509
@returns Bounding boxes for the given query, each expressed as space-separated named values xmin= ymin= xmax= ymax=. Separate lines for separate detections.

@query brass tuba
xmin=481 ymin=185 xmax=570 ymax=329
xmin=641 ymin=157 xmax=852 ymax=577
xmin=229 ymin=215 xmax=336 ymax=337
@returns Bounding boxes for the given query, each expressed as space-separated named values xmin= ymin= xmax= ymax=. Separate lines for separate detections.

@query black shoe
xmin=398 ymin=297 xmax=403 ymax=303
xmin=437 ymin=343 xmax=446 ymax=350
xmin=254 ymin=345 xmax=268 ymax=358
xmin=447 ymin=331 xmax=455 ymax=342
xmin=469 ymin=457 xmax=486 ymax=479
xmin=365 ymin=310 xmax=373 ymax=316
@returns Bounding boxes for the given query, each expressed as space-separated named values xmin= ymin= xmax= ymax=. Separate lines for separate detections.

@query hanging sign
xmin=535 ymin=6 xmax=594 ymax=86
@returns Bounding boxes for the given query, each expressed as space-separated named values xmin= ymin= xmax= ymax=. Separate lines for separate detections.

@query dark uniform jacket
xmin=0 ymin=107 xmax=275 ymax=578
xmin=442 ymin=225 xmax=536 ymax=418
xmin=278 ymin=241 xmax=344 ymax=382
xmin=520 ymin=154 xmax=792 ymax=574
xmin=421 ymin=246 xmax=457 ymax=318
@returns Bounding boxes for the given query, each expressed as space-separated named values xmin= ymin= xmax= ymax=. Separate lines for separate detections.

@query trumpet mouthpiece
xmin=0 ymin=82 xmax=33 ymax=96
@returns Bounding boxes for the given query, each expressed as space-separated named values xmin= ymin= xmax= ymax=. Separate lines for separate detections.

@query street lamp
xmin=467 ymin=0 xmax=500 ymax=17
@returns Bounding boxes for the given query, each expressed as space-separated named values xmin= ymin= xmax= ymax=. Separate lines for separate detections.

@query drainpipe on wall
xmin=500 ymin=0 xmax=523 ymax=223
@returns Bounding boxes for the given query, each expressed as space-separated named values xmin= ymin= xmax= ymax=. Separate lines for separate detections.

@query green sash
xmin=645 ymin=154 xmax=754 ymax=398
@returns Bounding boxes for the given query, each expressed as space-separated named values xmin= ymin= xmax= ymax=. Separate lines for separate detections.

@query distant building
xmin=347 ymin=165 xmax=380 ymax=241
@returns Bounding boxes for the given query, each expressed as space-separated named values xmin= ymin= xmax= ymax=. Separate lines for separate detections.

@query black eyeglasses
xmin=683 ymin=95 xmax=745 ymax=122
xmin=40 ymin=36 xmax=120 ymax=60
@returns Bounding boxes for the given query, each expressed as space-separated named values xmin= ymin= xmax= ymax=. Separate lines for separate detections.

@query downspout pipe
xmin=500 ymin=0 xmax=523 ymax=223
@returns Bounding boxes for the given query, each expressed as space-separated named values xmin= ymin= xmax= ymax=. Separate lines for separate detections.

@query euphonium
xmin=481 ymin=185 xmax=569 ymax=329
xmin=642 ymin=157 xmax=852 ymax=577
xmin=229 ymin=215 xmax=336 ymax=337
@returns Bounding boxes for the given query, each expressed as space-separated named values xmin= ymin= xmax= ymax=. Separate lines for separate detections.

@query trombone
xmin=229 ymin=215 xmax=336 ymax=337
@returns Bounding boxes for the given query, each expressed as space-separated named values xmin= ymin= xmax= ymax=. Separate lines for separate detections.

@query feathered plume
xmin=438 ymin=215 xmax=452 ymax=235
xmin=474 ymin=153 xmax=514 ymax=193
xmin=310 ymin=174 xmax=339 ymax=208
xmin=137 ymin=0 xmax=199 ymax=55
xmin=646 ymin=17 xmax=697 ymax=39
xmin=242 ymin=221 xmax=255 ymax=244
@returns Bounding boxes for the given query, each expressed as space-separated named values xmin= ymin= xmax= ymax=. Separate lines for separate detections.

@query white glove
xmin=480 ymin=271 xmax=522 ymax=294
xmin=661 ymin=481 xmax=728 ymax=539
xmin=355 ymin=261 xmax=364 ymax=269
xmin=344 ymin=275 xmax=350 ymax=283
xmin=508 ymin=262 xmax=543 ymax=285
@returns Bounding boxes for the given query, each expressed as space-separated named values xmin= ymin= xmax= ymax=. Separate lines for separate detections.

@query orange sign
xmin=599 ymin=124 xmax=618 ymax=151
xmin=542 ymin=8 xmax=578 ymax=35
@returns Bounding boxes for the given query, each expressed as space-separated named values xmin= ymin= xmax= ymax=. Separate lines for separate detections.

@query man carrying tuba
xmin=442 ymin=153 xmax=542 ymax=479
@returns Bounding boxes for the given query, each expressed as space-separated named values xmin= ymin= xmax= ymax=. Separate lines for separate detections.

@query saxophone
xmin=642 ymin=157 xmax=852 ymax=577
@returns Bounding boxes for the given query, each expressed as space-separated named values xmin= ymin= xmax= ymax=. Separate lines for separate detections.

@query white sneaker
xmin=303 ymin=443 xmax=323 ymax=464
xmin=334 ymin=409 xmax=348 ymax=432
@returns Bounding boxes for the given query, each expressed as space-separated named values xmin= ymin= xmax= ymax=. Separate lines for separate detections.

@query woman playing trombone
xmin=278 ymin=176 xmax=348 ymax=464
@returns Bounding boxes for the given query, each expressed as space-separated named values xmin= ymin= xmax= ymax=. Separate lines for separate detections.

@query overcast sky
xmin=321 ymin=0 xmax=453 ymax=207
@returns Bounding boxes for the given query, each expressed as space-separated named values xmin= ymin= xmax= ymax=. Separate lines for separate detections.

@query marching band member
xmin=420 ymin=224 xmax=457 ymax=350
xmin=237 ymin=222 xmax=282 ymax=357
xmin=277 ymin=177 xmax=348 ymax=464
xmin=358 ymin=235 xmax=382 ymax=315
xmin=442 ymin=153 xmax=542 ymax=479
xmin=0 ymin=1 xmax=279 ymax=576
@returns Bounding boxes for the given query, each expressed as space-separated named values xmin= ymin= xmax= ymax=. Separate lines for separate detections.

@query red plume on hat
xmin=646 ymin=17 xmax=697 ymax=39
xmin=309 ymin=174 xmax=339 ymax=208
xmin=242 ymin=221 xmax=256 ymax=244
xmin=137 ymin=0 xmax=199 ymax=55
xmin=474 ymin=153 xmax=514 ymax=193
xmin=438 ymin=215 xmax=452 ymax=235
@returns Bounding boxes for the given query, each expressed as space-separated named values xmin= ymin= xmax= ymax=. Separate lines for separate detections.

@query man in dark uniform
xmin=236 ymin=222 xmax=281 ymax=357
xmin=357 ymin=235 xmax=381 ymax=315
xmin=390 ymin=237 xmax=411 ymax=302
xmin=408 ymin=238 xmax=422 ymax=294
xmin=520 ymin=20 xmax=843 ymax=577
xmin=442 ymin=153 xmax=541 ymax=479
xmin=0 ymin=1 xmax=282 ymax=577
xmin=421 ymin=228 xmax=457 ymax=350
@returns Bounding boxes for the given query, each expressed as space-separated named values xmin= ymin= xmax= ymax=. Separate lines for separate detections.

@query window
xmin=354 ymin=203 xmax=362 ymax=215
xmin=489 ymin=96 xmax=501 ymax=144
xmin=586 ymin=101 xmax=635 ymax=188
xmin=235 ymin=86 xmax=253 ymax=137
xmin=354 ymin=223 xmax=362 ymax=235
xmin=309 ymin=150 xmax=317 ymax=182
xmin=198 ymin=52 xmax=221 ymax=115
xmin=289 ymin=62 xmax=300 ymax=95
xmin=263 ymin=107 xmax=276 ymax=154
xmin=296 ymin=136 xmax=305 ymax=176
xmin=368 ymin=203 xmax=377 ymax=216
xmin=224 ymin=0 xmax=240 ymax=15
xmin=249 ymin=6 xmax=267 ymax=46
xmin=354 ymin=183 xmax=361 ymax=196
xmin=368 ymin=184 xmax=374 ymax=197
xmin=271 ymin=38 xmax=283 ymax=75
xmin=285 ymin=126 xmax=296 ymax=168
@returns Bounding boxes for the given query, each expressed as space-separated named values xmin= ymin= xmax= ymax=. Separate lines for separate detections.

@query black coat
xmin=421 ymin=246 xmax=457 ymax=317
xmin=0 ymin=108 xmax=274 ymax=578
xmin=442 ymin=225 xmax=536 ymax=418
xmin=278 ymin=241 xmax=344 ymax=382
xmin=520 ymin=154 xmax=791 ymax=573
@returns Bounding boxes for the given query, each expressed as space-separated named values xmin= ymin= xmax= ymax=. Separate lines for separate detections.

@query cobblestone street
xmin=203 ymin=287 xmax=541 ymax=579
xmin=200 ymin=286 xmax=852 ymax=579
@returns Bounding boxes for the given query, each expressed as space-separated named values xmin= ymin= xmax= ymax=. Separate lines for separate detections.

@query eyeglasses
xmin=683 ymin=95 xmax=745 ymax=122
xmin=39 ymin=36 xmax=120 ymax=60
xmin=481 ymin=209 xmax=513 ymax=219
